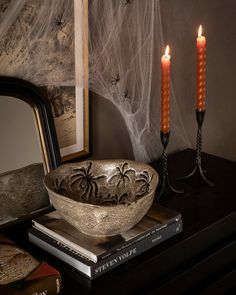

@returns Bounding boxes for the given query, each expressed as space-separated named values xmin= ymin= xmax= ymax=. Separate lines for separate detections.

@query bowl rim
xmin=44 ymin=159 xmax=159 ymax=176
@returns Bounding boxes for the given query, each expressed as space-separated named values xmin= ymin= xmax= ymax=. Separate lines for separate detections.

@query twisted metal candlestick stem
xmin=162 ymin=149 xmax=168 ymax=178
xmin=196 ymin=125 xmax=202 ymax=165
xmin=179 ymin=110 xmax=215 ymax=187
xmin=157 ymin=132 xmax=184 ymax=200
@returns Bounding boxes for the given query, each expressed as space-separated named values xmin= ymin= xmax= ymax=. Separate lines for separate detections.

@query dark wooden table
xmin=3 ymin=149 xmax=236 ymax=294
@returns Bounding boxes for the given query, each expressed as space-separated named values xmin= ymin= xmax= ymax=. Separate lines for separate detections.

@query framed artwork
xmin=0 ymin=0 xmax=90 ymax=162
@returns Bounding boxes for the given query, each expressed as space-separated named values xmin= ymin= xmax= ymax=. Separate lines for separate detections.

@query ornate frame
xmin=60 ymin=0 xmax=90 ymax=162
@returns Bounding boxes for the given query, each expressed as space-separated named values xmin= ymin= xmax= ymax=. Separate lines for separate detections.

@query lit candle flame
xmin=165 ymin=45 xmax=170 ymax=56
xmin=198 ymin=25 xmax=202 ymax=38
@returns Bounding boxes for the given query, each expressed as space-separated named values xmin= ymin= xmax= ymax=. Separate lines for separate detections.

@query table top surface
xmin=2 ymin=149 xmax=236 ymax=294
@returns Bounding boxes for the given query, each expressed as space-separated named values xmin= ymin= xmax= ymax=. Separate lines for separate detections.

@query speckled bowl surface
xmin=44 ymin=160 xmax=159 ymax=237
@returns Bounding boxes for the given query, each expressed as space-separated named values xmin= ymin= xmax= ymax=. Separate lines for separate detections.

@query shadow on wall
xmin=91 ymin=91 xmax=134 ymax=160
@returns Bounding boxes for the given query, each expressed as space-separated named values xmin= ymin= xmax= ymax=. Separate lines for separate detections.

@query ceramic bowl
xmin=44 ymin=160 xmax=159 ymax=237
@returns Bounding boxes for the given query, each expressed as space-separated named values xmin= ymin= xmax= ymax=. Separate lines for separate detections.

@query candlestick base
xmin=178 ymin=110 xmax=215 ymax=187
xmin=156 ymin=132 xmax=184 ymax=201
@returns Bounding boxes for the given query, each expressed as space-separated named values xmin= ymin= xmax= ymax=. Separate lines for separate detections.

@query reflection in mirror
xmin=0 ymin=96 xmax=43 ymax=173
xmin=0 ymin=96 xmax=49 ymax=226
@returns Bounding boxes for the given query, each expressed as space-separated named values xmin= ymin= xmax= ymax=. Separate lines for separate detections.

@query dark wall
xmin=160 ymin=0 xmax=236 ymax=161
xmin=91 ymin=0 xmax=236 ymax=161
xmin=91 ymin=92 xmax=134 ymax=160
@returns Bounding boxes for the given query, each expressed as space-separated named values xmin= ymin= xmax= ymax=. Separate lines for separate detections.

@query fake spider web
xmin=89 ymin=0 xmax=191 ymax=162
xmin=0 ymin=0 xmax=74 ymax=86
xmin=0 ymin=0 xmax=191 ymax=162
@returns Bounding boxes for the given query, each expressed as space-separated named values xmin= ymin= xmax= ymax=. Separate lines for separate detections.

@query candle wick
xmin=198 ymin=25 xmax=202 ymax=38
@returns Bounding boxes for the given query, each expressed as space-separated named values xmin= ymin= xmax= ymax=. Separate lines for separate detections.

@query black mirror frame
xmin=0 ymin=76 xmax=61 ymax=171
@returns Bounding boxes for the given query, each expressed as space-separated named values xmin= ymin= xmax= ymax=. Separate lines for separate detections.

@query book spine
xmin=29 ymin=220 xmax=182 ymax=280
xmin=24 ymin=275 xmax=62 ymax=295
xmin=33 ymin=221 xmax=98 ymax=263
xmin=29 ymin=228 xmax=92 ymax=265
xmin=28 ymin=230 xmax=93 ymax=278
xmin=98 ymin=216 xmax=181 ymax=261
xmin=92 ymin=220 xmax=182 ymax=279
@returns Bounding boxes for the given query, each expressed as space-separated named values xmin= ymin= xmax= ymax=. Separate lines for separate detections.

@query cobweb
xmin=0 ymin=0 xmax=74 ymax=86
xmin=89 ymin=0 xmax=191 ymax=162
xmin=0 ymin=0 xmax=191 ymax=162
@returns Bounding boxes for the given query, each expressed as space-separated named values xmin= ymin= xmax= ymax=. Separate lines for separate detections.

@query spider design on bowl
xmin=136 ymin=171 xmax=153 ymax=196
xmin=54 ymin=177 xmax=68 ymax=196
xmin=109 ymin=162 xmax=135 ymax=186
xmin=100 ymin=192 xmax=129 ymax=206
xmin=70 ymin=162 xmax=105 ymax=201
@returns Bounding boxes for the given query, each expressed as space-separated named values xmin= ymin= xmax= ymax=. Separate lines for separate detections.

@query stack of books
xmin=28 ymin=203 xmax=182 ymax=279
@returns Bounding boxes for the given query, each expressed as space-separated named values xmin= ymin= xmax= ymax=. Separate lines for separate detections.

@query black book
xmin=31 ymin=203 xmax=181 ymax=263
xmin=28 ymin=219 xmax=182 ymax=279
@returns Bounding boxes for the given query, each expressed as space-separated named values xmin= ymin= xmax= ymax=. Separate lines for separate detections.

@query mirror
xmin=0 ymin=76 xmax=60 ymax=228
xmin=0 ymin=96 xmax=43 ymax=174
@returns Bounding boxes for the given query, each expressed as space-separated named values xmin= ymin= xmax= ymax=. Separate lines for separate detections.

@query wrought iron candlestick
xmin=157 ymin=132 xmax=184 ymax=200
xmin=179 ymin=110 xmax=215 ymax=187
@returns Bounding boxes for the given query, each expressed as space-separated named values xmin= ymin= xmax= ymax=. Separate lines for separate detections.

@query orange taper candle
xmin=161 ymin=45 xmax=171 ymax=133
xmin=196 ymin=25 xmax=206 ymax=111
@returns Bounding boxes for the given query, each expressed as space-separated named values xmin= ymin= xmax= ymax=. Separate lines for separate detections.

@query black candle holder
xmin=157 ymin=131 xmax=184 ymax=200
xmin=179 ymin=110 xmax=215 ymax=187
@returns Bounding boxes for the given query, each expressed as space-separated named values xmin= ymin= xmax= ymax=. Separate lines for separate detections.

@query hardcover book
xmin=31 ymin=203 xmax=182 ymax=262
xmin=29 ymin=219 xmax=182 ymax=279
xmin=0 ymin=234 xmax=61 ymax=295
